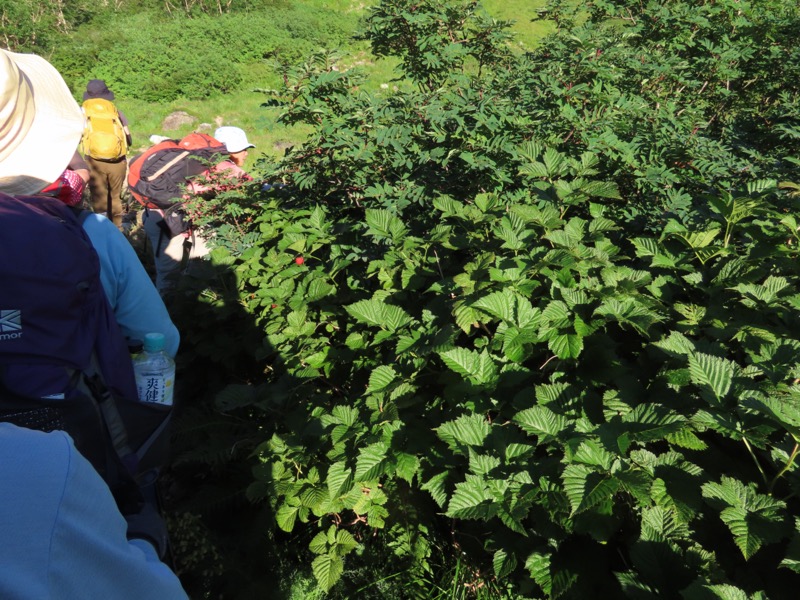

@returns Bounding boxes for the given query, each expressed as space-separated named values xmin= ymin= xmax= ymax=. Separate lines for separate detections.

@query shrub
xmin=175 ymin=0 xmax=800 ymax=597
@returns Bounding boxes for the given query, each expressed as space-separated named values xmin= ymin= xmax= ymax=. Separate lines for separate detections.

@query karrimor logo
xmin=0 ymin=310 xmax=22 ymax=340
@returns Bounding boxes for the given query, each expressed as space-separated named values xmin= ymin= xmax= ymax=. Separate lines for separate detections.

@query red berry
xmin=295 ymin=256 xmax=305 ymax=265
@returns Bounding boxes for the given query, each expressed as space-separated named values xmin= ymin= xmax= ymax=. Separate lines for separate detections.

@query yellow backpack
xmin=81 ymin=98 xmax=128 ymax=160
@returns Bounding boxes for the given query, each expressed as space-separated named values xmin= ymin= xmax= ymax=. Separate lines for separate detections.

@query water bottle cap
xmin=143 ymin=332 xmax=166 ymax=353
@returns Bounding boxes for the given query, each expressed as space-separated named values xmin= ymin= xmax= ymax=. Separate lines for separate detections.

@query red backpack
xmin=127 ymin=133 xmax=227 ymax=209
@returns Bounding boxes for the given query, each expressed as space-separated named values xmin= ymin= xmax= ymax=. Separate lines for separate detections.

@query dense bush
xmin=172 ymin=0 xmax=800 ymax=597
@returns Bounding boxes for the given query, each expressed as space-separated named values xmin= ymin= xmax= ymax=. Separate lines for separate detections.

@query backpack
xmin=0 ymin=194 xmax=171 ymax=513
xmin=81 ymin=98 xmax=128 ymax=161
xmin=127 ymin=132 xmax=227 ymax=210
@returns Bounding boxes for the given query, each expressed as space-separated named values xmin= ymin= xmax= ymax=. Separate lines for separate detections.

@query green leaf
xmin=562 ymin=464 xmax=619 ymax=515
xmin=365 ymin=208 xmax=408 ymax=242
xmin=652 ymin=331 xmax=696 ymax=358
xmin=346 ymin=299 xmax=414 ymax=331
xmin=689 ymin=353 xmax=735 ymax=403
xmin=276 ymin=503 xmax=300 ymax=532
xmin=395 ymin=452 xmax=420 ymax=484
xmin=702 ymin=476 xmax=787 ymax=559
xmin=780 ymin=518 xmax=800 ymax=573
xmin=548 ymin=333 xmax=584 ymax=359
xmin=422 ymin=472 xmax=448 ymax=508
xmin=366 ymin=365 xmax=398 ymax=394
xmin=354 ymin=442 xmax=388 ymax=481
xmin=473 ymin=290 xmax=520 ymax=324
xmin=327 ymin=461 xmax=353 ymax=500
xmin=445 ymin=476 xmax=493 ymax=520
xmin=439 ymin=348 xmax=499 ymax=386
xmin=514 ymin=406 xmax=568 ymax=439
xmin=333 ymin=529 xmax=359 ymax=556
xmin=525 ymin=552 xmax=552 ymax=596
xmin=493 ymin=548 xmax=518 ymax=579
xmin=309 ymin=530 xmax=328 ymax=554
xmin=437 ymin=413 xmax=492 ymax=447
xmin=312 ymin=553 xmax=344 ymax=592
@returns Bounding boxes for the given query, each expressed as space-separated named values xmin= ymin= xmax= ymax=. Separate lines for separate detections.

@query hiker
xmin=0 ymin=48 xmax=186 ymax=597
xmin=0 ymin=423 xmax=188 ymax=599
xmin=213 ymin=126 xmax=254 ymax=170
xmin=81 ymin=79 xmax=133 ymax=230
xmin=135 ymin=127 xmax=253 ymax=297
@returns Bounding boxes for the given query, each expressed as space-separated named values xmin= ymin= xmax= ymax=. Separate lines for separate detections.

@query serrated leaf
xmin=779 ymin=518 xmax=800 ymax=573
xmin=445 ymin=477 xmax=493 ymax=519
xmin=525 ymin=552 xmax=552 ymax=595
xmin=702 ymin=476 xmax=787 ymax=559
xmin=666 ymin=429 xmax=708 ymax=450
xmin=437 ymin=413 xmax=492 ymax=447
xmin=493 ymin=548 xmax=518 ymax=579
xmin=472 ymin=290 xmax=516 ymax=322
xmin=366 ymin=365 xmax=398 ymax=394
xmin=549 ymin=333 xmax=584 ymax=359
xmin=333 ymin=529 xmax=359 ymax=556
xmin=365 ymin=208 xmax=408 ymax=242
xmin=453 ymin=302 xmax=482 ymax=333
xmin=652 ymin=331 xmax=696 ymax=357
xmin=312 ymin=553 xmax=344 ymax=592
xmin=514 ymin=405 xmax=568 ymax=440
xmin=346 ymin=299 xmax=414 ymax=331
xmin=439 ymin=347 xmax=499 ymax=386
xmin=354 ymin=443 xmax=388 ymax=481
xmin=309 ymin=530 xmax=328 ymax=554
xmin=422 ymin=472 xmax=448 ymax=508
xmin=276 ymin=504 xmax=300 ymax=532
xmin=300 ymin=486 xmax=329 ymax=510
xmin=395 ymin=452 xmax=420 ymax=484
xmin=689 ymin=353 xmax=735 ymax=403
xmin=327 ymin=462 xmax=353 ymax=500
xmin=562 ymin=464 xmax=619 ymax=515
xmin=640 ymin=506 xmax=690 ymax=542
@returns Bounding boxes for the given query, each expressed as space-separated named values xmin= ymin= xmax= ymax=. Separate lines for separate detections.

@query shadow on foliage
xmin=159 ymin=255 xmax=294 ymax=599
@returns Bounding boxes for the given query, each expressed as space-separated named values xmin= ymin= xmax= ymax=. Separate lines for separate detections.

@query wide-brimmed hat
xmin=83 ymin=79 xmax=114 ymax=101
xmin=0 ymin=49 xmax=85 ymax=196
xmin=214 ymin=126 xmax=255 ymax=154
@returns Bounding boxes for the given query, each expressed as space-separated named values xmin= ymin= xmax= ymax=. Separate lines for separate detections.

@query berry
xmin=295 ymin=256 xmax=305 ymax=265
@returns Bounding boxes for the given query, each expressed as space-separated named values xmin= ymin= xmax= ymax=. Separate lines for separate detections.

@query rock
xmin=161 ymin=111 xmax=197 ymax=131
xmin=273 ymin=141 xmax=293 ymax=154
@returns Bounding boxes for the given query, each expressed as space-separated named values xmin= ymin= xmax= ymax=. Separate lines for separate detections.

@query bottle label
xmin=136 ymin=371 xmax=174 ymax=406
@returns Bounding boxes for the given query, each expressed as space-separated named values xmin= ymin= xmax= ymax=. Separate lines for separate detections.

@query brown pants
xmin=86 ymin=155 xmax=127 ymax=229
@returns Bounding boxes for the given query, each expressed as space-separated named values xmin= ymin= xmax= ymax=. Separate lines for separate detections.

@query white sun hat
xmin=214 ymin=126 xmax=255 ymax=154
xmin=0 ymin=49 xmax=85 ymax=196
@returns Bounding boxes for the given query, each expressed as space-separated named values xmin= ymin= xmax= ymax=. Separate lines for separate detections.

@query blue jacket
xmin=0 ymin=423 xmax=188 ymax=599
xmin=82 ymin=213 xmax=180 ymax=357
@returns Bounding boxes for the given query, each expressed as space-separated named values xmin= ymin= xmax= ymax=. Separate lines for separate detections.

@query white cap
xmin=214 ymin=126 xmax=254 ymax=154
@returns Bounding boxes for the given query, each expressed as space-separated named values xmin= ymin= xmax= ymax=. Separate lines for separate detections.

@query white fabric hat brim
xmin=229 ymin=143 xmax=255 ymax=153
xmin=0 ymin=51 xmax=85 ymax=196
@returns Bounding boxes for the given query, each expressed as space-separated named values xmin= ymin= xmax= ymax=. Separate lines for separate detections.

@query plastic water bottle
xmin=133 ymin=333 xmax=175 ymax=406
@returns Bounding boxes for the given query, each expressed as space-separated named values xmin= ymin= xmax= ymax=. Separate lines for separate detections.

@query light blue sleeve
xmin=82 ymin=213 xmax=180 ymax=357
xmin=0 ymin=424 xmax=188 ymax=600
